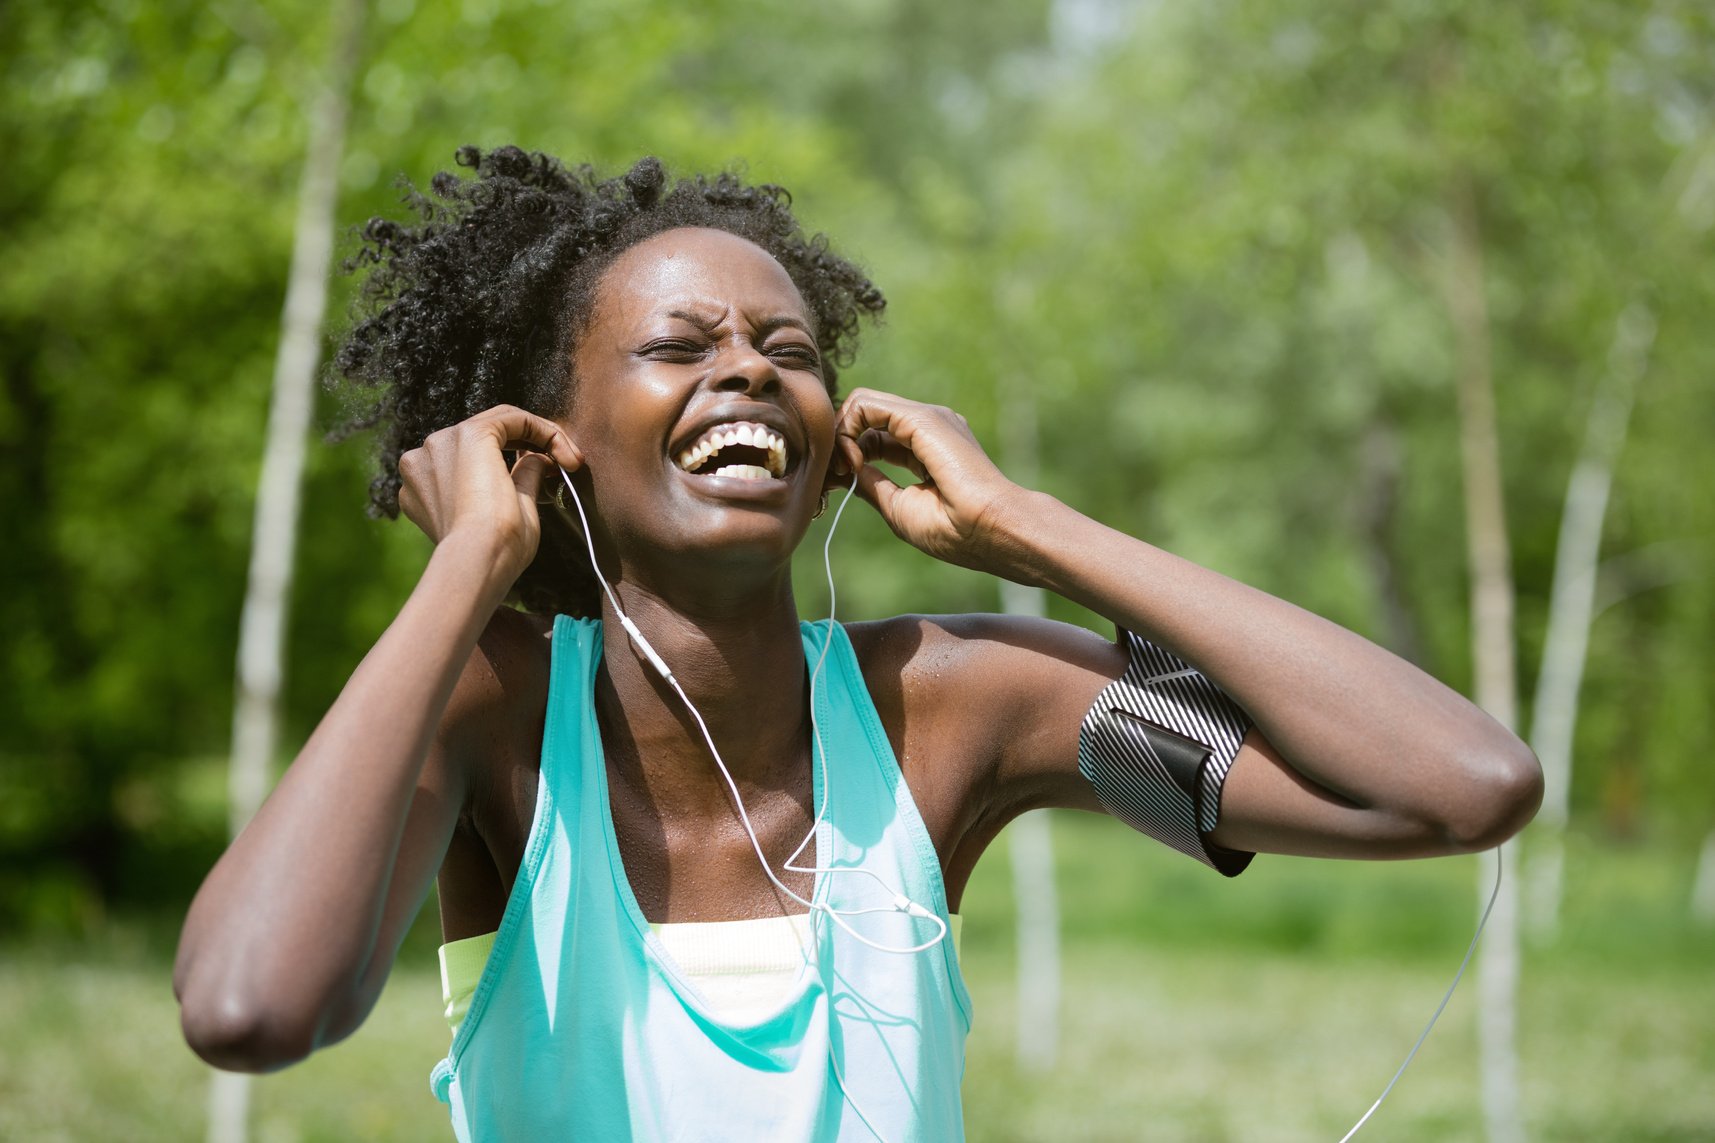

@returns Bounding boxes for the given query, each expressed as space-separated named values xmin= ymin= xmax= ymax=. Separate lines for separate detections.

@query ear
xmin=819 ymin=435 xmax=857 ymax=498
xmin=563 ymin=436 xmax=587 ymax=474
xmin=550 ymin=418 xmax=587 ymax=475
xmin=819 ymin=464 xmax=848 ymax=498
xmin=534 ymin=431 xmax=587 ymax=507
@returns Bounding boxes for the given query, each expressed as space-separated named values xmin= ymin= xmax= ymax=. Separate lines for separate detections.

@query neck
xmin=594 ymin=573 xmax=815 ymax=820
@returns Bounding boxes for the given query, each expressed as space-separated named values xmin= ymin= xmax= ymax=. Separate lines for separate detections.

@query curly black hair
xmin=330 ymin=147 xmax=887 ymax=616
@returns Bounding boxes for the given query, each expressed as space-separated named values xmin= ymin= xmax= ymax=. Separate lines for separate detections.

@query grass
xmin=2 ymin=819 xmax=1711 ymax=1141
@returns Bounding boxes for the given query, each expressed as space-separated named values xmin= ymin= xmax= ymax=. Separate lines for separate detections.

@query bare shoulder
xmin=441 ymin=606 xmax=555 ymax=753
xmin=844 ymin=612 xmax=1124 ymax=722
xmin=843 ymin=613 xmax=1126 ymax=868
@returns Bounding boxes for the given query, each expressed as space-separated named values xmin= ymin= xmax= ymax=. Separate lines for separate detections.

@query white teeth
xmin=712 ymin=464 xmax=771 ymax=481
xmin=673 ymin=420 xmax=792 ymax=477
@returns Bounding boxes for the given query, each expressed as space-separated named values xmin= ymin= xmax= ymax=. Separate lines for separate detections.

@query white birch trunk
xmin=1523 ymin=303 xmax=1654 ymax=941
xmin=209 ymin=5 xmax=365 ymax=1141
xmin=1007 ymin=801 xmax=1061 ymax=1073
xmin=1441 ymin=185 xmax=1526 ymax=1143
xmin=995 ymin=295 xmax=1061 ymax=1072
xmin=1692 ymin=830 xmax=1715 ymax=927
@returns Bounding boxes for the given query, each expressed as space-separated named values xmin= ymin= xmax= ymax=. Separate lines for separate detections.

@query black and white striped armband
xmin=1077 ymin=630 xmax=1256 ymax=877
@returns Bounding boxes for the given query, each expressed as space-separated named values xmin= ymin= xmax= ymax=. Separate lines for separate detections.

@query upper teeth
xmin=676 ymin=421 xmax=788 ymax=477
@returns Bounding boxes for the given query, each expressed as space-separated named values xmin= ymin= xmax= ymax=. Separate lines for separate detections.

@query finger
xmin=834 ymin=433 xmax=864 ymax=477
xmin=856 ymin=429 xmax=930 ymax=481
xmin=855 ymin=427 xmax=891 ymax=460
xmin=820 ymin=443 xmax=857 ymax=495
xmin=835 ymin=388 xmax=920 ymax=448
xmin=398 ymin=483 xmax=424 ymax=529
xmin=836 ymin=393 xmax=977 ymax=485
xmin=510 ymin=451 xmax=551 ymax=501
xmin=852 ymin=460 xmax=902 ymax=523
xmin=501 ymin=436 xmax=582 ymax=475
xmin=473 ymin=405 xmax=582 ymax=471
xmin=504 ymin=442 xmax=579 ymax=490
xmin=500 ymin=432 xmax=583 ymax=463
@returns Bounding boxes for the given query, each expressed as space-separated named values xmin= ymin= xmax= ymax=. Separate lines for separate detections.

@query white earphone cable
xmin=556 ymin=467 xmax=946 ymax=956
xmin=780 ymin=488 xmax=946 ymax=945
xmin=1336 ymin=843 xmax=1505 ymax=1141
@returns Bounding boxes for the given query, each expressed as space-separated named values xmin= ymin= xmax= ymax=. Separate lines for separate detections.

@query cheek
xmin=799 ymin=384 xmax=839 ymax=460
xmin=570 ymin=374 xmax=678 ymax=465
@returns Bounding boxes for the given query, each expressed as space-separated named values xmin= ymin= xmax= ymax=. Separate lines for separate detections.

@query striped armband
xmin=1077 ymin=629 xmax=1255 ymax=877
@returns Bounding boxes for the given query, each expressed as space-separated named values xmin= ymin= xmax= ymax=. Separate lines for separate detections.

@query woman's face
xmin=563 ymin=227 xmax=836 ymax=579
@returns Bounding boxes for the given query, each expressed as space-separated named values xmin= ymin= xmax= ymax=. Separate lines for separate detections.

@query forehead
xmin=594 ymin=227 xmax=809 ymax=327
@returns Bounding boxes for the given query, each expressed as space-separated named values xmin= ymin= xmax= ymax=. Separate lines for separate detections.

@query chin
xmin=628 ymin=495 xmax=810 ymax=571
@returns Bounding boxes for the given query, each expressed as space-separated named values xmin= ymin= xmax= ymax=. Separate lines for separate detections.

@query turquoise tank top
xmin=430 ymin=617 xmax=973 ymax=1141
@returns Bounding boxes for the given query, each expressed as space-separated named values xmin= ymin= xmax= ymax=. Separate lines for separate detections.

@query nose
xmin=712 ymin=340 xmax=780 ymax=396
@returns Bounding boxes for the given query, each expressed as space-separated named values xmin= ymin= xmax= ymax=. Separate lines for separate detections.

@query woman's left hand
xmin=832 ymin=388 xmax=1032 ymax=575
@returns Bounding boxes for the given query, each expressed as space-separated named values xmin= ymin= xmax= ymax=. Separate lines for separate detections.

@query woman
xmin=175 ymin=149 xmax=1541 ymax=1140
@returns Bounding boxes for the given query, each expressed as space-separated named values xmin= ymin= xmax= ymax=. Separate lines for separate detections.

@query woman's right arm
xmin=173 ymin=406 xmax=579 ymax=1072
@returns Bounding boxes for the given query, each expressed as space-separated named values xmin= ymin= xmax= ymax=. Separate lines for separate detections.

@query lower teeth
xmin=711 ymin=464 xmax=773 ymax=481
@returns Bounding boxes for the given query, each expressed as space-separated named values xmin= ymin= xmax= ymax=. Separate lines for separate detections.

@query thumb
xmin=852 ymin=462 xmax=901 ymax=524
xmin=511 ymin=451 xmax=552 ymax=501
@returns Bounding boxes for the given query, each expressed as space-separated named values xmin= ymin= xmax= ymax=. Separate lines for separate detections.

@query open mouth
xmin=674 ymin=420 xmax=789 ymax=482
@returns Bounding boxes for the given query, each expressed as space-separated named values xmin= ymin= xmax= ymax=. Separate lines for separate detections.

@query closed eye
xmin=768 ymin=344 xmax=821 ymax=367
xmin=640 ymin=338 xmax=709 ymax=361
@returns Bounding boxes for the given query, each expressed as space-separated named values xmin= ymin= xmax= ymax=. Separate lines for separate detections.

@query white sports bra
xmin=439 ymin=913 xmax=963 ymax=1029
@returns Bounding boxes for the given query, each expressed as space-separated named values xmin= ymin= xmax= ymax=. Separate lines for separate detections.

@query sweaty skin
xmin=174 ymin=227 xmax=1541 ymax=1072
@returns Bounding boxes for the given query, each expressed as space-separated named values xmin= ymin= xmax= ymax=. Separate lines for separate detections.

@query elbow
xmin=174 ymin=935 xmax=379 ymax=1072
xmin=178 ymin=984 xmax=319 ymax=1074
xmin=1443 ymin=738 xmax=1544 ymax=853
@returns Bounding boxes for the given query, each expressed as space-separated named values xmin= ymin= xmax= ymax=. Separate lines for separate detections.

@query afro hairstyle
xmin=330 ymin=147 xmax=886 ymax=616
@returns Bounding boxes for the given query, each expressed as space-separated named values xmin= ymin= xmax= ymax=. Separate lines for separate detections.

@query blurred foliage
xmin=1 ymin=0 xmax=1712 ymax=937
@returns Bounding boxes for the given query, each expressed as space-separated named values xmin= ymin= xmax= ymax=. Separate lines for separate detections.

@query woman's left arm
xmin=834 ymin=389 xmax=1543 ymax=859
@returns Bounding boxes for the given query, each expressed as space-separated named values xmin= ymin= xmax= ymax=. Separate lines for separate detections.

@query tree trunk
xmin=1523 ymin=302 xmax=1654 ymax=941
xmin=1355 ymin=415 xmax=1425 ymax=664
xmin=1007 ymin=802 xmax=1061 ymax=1073
xmin=1693 ymin=830 xmax=1715 ymax=927
xmin=1440 ymin=180 xmax=1526 ymax=1143
xmin=209 ymin=4 xmax=365 ymax=1141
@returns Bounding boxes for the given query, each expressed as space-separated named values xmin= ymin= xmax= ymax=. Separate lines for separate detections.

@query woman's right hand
xmin=396 ymin=404 xmax=583 ymax=589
